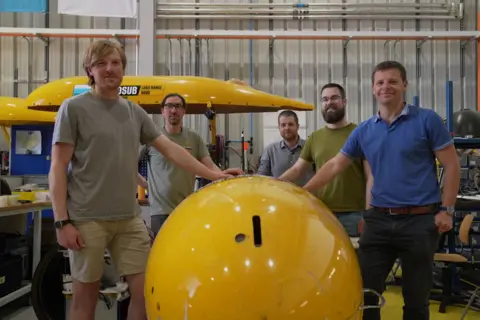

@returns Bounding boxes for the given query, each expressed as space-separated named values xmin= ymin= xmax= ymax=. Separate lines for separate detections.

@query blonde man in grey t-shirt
xmin=138 ymin=94 xmax=243 ymax=234
xmin=49 ymin=40 xmax=232 ymax=320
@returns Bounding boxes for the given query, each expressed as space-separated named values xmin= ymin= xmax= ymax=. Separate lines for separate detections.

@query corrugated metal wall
xmin=0 ymin=0 xmax=477 ymax=159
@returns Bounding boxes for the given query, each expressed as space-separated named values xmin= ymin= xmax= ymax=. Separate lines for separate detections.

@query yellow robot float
xmin=145 ymin=175 xmax=385 ymax=320
xmin=24 ymin=75 xmax=313 ymax=114
xmin=0 ymin=96 xmax=56 ymax=145
xmin=0 ymin=96 xmax=56 ymax=123
xmin=24 ymin=75 xmax=314 ymax=151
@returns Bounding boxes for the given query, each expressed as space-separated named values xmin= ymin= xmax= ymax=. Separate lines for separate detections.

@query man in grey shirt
xmin=138 ymin=93 xmax=243 ymax=234
xmin=49 ymin=40 xmax=231 ymax=320
xmin=258 ymin=110 xmax=314 ymax=186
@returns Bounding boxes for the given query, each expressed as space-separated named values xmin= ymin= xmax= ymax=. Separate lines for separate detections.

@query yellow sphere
xmin=145 ymin=176 xmax=363 ymax=319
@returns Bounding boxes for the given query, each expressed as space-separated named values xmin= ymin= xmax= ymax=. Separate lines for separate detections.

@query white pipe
xmin=0 ymin=28 xmax=477 ymax=40
xmin=156 ymin=14 xmax=457 ymax=21
xmin=158 ymin=2 xmax=449 ymax=8
xmin=135 ymin=7 xmax=139 ymax=76
xmin=458 ymin=2 xmax=464 ymax=19
xmin=157 ymin=29 xmax=479 ymax=39
xmin=157 ymin=8 xmax=451 ymax=15
xmin=0 ymin=27 xmax=140 ymax=37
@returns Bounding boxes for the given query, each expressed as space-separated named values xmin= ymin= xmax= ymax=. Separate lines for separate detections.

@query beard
xmin=322 ymin=105 xmax=346 ymax=124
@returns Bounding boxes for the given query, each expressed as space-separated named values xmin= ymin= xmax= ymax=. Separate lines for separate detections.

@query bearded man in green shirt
xmin=279 ymin=83 xmax=372 ymax=237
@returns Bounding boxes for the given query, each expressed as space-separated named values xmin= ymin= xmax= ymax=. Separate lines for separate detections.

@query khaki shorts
xmin=69 ymin=216 xmax=150 ymax=283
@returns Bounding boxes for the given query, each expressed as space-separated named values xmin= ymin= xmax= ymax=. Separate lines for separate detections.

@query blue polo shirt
xmin=340 ymin=104 xmax=453 ymax=208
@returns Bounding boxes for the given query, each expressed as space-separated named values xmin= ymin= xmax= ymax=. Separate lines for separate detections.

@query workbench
xmin=0 ymin=201 xmax=51 ymax=308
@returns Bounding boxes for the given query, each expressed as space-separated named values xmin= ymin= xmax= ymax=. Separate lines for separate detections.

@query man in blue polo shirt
xmin=303 ymin=60 xmax=460 ymax=320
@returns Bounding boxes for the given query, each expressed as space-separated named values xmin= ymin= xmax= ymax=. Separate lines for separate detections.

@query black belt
xmin=372 ymin=205 xmax=436 ymax=215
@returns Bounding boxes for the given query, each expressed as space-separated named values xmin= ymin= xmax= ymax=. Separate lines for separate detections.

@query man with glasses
xmin=138 ymin=93 xmax=243 ymax=234
xmin=279 ymin=83 xmax=372 ymax=237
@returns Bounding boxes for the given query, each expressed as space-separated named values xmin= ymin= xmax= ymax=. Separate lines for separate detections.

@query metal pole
xmin=158 ymin=2 xmax=450 ymax=9
xmin=157 ymin=8 xmax=452 ymax=15
xmin=446 ymin=80 xmax=454 ymax=135
xmin=248 ymin=0 xmax=254 ymax=145
xmin=413 ymin=96 xmax=419 ymax=107
xmin=415 ymin=0 xmax=421 ymax=103
xmin=268 ymin=0 xmax=273 ymax=96
xmin=13 ymin=68 xmax=19 ymax=97
xmin=44 ymin=0 xmax=50 ymax=84
xmin=155 ymin=14 xmax=458 ymax=21
xmin=168 ymin=38 xmax=173 ymax=75
xmin=1 ymin=28 xmax=480 ymax=40
xmin=179 ymin=39 xmax=184 ymax=75
xmin=155 ymin=29 xmax=480 ymax=39
xmin=224 ymin=35 xmax=230 ymax=150
xmin=342 ymin=0 xmax=347 ymax=85
xmin=24 ymin=37 xmax=33 ymax=94
xmin=241 ymin=131 xmax=245 ymax=173
xmin=194 ymin=0 xmax=200 ymax=77
xmin=12 ymin=14 xmax=18 ymax=97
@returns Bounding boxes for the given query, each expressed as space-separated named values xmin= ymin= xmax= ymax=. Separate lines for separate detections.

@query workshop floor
xmin=1 ymin=210 xmax=476 ymax=319
xmin=382 ymin=286 xmax=474 ymax=319
xmin=1 ymin=286 xmax=475 ymax=319
xmin=0 ymin=298 xmax=35 ymax=320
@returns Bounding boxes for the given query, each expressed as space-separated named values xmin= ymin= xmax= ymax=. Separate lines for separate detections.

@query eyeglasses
xmin=164 ymin=103 xmax=184 ymax=110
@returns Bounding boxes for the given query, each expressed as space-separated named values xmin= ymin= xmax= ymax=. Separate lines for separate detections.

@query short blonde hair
xmin=83 ymin=40 xmax=127 ymax=86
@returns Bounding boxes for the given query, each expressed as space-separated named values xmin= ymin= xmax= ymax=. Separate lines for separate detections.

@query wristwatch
xmin=439 ymin=206 xmax=455 ymax=216
xmin=54 ymin=219 xmax=72 ymax=229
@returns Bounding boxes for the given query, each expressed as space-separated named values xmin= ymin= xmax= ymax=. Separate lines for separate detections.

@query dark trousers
xmin=151 ymin=214 xmax=170 ymax=236
xmin=359 ymin=207 xmax=440 ymax=320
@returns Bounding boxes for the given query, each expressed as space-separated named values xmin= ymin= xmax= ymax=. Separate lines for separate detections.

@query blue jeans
xmin=333 ymin=211 xmax=363 ymax=237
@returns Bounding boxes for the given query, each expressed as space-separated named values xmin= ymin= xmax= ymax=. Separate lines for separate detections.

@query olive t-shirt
xmin=300 ymin=123 xmax=366 ymax=212
xmin=139 ymin=127 xmax=210 ymax=216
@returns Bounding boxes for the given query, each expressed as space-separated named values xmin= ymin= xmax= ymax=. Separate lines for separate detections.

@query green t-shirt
xmin=140 ymin=127 xmax=210 ymax=216
xmin=300 ymin=123 xmax=366 ymax=212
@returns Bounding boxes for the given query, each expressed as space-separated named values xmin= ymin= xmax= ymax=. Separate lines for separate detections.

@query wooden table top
xmin=0 ymin=201 xmax=52 ymax=212
xmin=0 ymin=198 xmax=149 ymax=215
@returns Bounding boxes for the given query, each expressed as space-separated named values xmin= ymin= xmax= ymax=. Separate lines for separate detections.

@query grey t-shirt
xmin=140 ymin=127 xmax=209 ymax=216
xmin=52 ymin=92 xmax=161 ymax=221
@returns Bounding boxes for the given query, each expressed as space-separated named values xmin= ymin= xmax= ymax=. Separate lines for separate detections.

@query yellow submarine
xmin=0 ymin=96 xmax=56 ymax=144
xmin=24 ymin=76 xmax=314 ymax=114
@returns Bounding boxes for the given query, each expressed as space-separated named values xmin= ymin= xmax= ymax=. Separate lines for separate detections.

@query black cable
xmin=227 ymin=146 xmax=257 ymax=172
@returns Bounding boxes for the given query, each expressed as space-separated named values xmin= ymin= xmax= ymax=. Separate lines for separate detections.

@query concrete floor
xmin=2 ymin=287 xmax=476 ymax=320
xmin=4 ymin=307 xmax=35 ymax=320
xmin=0 ymin=299 xmax=36 ymax=320
xmin=4 ymin=208 xmax=474 ymax=319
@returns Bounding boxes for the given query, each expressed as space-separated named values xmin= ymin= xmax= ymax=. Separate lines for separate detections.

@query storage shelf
xmin=0 ymin=203 xmax=51 ymax=309
xmin=454 ymin=138 xmax=480 ymax=149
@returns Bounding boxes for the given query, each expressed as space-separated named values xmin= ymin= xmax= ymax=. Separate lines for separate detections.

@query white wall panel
xmin=0 ymin=0 xmax=477 ymax=170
